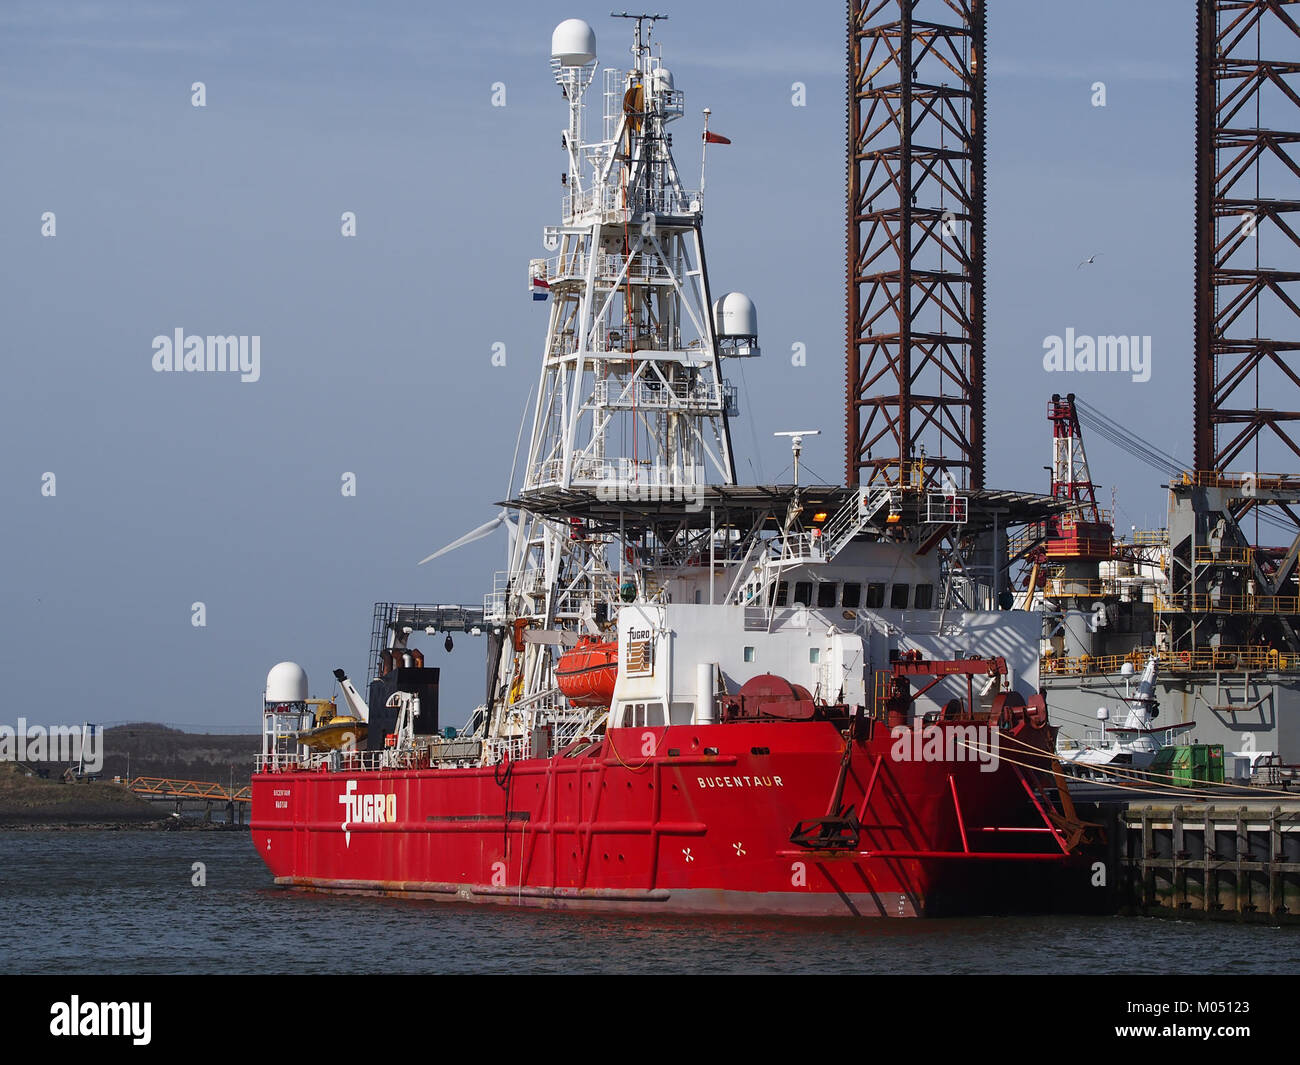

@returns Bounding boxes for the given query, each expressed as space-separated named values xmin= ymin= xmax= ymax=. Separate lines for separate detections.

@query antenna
xmin=774 ymin=430 xmax=820 ymax=488
xmin=611 ymin=11 xmax=668 ymax=62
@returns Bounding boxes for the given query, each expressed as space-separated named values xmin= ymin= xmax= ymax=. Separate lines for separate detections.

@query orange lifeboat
xmin=555 ymin=636 xmax=618 ymax=707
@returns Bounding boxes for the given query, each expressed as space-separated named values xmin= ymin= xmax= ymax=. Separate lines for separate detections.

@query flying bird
xmin=1077 ymin=254 xmax=1101 ymax=269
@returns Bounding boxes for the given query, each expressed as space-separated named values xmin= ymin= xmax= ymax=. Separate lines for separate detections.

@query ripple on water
xmin=0 ymin=831 xmax=1293 ymax=975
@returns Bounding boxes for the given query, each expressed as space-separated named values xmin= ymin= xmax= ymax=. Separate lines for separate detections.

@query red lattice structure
xmin=1193 ymin=0 xmax=1300 ymax=477
xmin=845 ymin=0 xmax=986 ymax=491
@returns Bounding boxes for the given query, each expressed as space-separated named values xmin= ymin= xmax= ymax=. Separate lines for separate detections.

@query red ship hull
xmin=251 ymin=721 xmax=1078 ymax=917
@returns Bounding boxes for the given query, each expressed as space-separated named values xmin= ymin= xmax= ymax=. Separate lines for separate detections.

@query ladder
xmin=821 ymin=487 xmax=894 ymax=559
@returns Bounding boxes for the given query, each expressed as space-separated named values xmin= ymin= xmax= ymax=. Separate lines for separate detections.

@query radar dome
xmin=712 ymin=291 xmax=758 ymax=337
xmin=265 ymin=661 xmax=309 ymax=704
xmin=653 ymin=67 xmax=675 ymax=93
xmin=552 ymin=19 xmax=597 ymax=66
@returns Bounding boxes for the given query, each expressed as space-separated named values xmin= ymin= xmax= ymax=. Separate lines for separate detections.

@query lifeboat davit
xmin=555 ymin=636 xmax=618 ymax=707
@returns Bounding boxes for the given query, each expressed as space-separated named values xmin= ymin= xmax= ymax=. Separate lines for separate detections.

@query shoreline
xmin=0 ymin=818 xmax=249 ymax=831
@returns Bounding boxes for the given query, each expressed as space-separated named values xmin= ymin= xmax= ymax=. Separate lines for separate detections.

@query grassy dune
xmin=0 ymin=762 xmax=161 ymax=825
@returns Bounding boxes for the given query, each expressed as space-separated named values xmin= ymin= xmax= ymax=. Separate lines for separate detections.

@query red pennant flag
xmin=703 ymin=131 xmax=731 ymax=144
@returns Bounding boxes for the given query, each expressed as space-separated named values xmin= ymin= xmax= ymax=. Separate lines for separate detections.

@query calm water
xmin=0 ymin=830 xmax=1295 ymax=975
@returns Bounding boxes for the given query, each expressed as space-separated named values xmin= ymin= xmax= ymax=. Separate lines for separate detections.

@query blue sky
xmin=0 ymin=0 xmax=1258 ymax=727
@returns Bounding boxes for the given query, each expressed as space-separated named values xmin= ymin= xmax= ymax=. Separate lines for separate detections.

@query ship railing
xmin=1006 ymin=522 xmax=1048 ymax=558
xmin=1192 ymin=545 xmax=1256 ymax=564
xmin=564 ymin=177 xmax=701 ymax=226
xmin=483 ymin=591 xmax=507 ymax=623
xmin=1129 ymin=529 xmax=1169 ymax=547
xmin=1042 ymin=645 xmax=1297 ymax=676
xmin=528 ymin=457 xmax=618 ymax=489
xmin=778 ymin=533 xmax=827 ymax=565
xmin=820 ymin=487 xmax=891 ymax=558
xmin=592 ymin=379 xmax=727 ymax=412
xmin=925 ymin=492 xmax=968 ymax=524
xmin=484 ymin=735 xmax=530 ymax=764
xmin=1179 ymin=470 xmax=1300 ymax=493
xmin=554 ymin=458 xmax=704 ymax=495
xmin=608 ymin=457 xmax=704 ymax=487
xmin=628 ymin=185 xmax=701 ymax=219
xmin=1044 ymin=538 xmax=1114 ymax=559
xmin=254 ymin=750 xmax=389 ymax=774
xmin=255 ymin=753 xmax=307 ymax=773
xmin=550 ymin=321 xmax=704 ymax=358
xmin=537 ymin=249 xmax=676 ymax=287
xmin=1040 ymin=577 xmax=1158 ymax=598
xmin=1076 ymin=726 xmax=1185 ymax=750
xmin=1054 ymin=508 xmax=1114 ymax=528
xmin=1155 ymin=592 xmax=1300 ymax=615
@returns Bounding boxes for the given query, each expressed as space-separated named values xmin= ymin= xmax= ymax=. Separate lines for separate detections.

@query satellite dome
xmin=552 ymin=19 xmax=597 ymax=66
xmin=653 ymin=67 xmax=675 ymax=92
xmin=265 ymin=661 xmax=309 ymax=704
xmin=712 ymin=291 xmax=758 ymax=337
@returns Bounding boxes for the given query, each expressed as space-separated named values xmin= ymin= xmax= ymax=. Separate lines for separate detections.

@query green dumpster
xmin=1149 ymin=744 xmax=1225 ymax=786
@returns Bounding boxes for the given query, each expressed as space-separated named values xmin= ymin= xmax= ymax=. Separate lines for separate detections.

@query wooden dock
xmin=1116 ymin=800 xmax=1300 ymax=923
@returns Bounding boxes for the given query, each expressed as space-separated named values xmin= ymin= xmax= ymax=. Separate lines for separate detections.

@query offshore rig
xmin=843 ymin=0 xmax=1300 ymax=772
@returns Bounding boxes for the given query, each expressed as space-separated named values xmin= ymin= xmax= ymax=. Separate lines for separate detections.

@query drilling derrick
xmin=1171 ymin=0 xmax=1300 ymax=656
xmin=1193 ymin=0 xmax=1300 ymax=480
xmin=845 ymin=0 xmax=986 ymax=492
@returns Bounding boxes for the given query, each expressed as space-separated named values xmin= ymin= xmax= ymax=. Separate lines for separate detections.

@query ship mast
xmin=485 ymin=16 xmax=737 ymax=745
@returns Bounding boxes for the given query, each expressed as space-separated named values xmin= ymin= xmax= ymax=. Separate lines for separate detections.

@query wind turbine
xmin=417 ymin=388 xmax=531 ymax=566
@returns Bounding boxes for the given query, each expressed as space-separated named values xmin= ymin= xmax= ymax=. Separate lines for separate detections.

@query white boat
xmin=1056 ymin=654 xmax=1195 ymax=779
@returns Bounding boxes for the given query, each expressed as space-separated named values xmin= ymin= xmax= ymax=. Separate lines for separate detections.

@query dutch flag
xmin=531 ymin=277 xmax=550 ymax=302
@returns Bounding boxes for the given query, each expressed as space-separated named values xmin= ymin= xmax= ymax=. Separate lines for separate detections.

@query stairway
xmin=821 ymin=487 xmax=894 ymax=559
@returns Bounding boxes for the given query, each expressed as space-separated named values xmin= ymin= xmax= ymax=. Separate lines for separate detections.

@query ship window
xmin=775 ymin=581 xmax=788 ymax=607
xmin=793 ymin=581 xmax=813 ymax=606
xmin=743 ymin=646 xmax=755 ymax=663
xmin=890 ymin=584 xmax=910 ymax=609
xmin=817 ymin=582 xmax=838 ymax=608
xmin=809 ymin=648 xmax=820 ymax=664
xmin=694 ymin=589 xmax=702 ymax=604
xmin=626 ymin=702 xmax=658 ymax=728
xmin=866 ymin=582 xmax=886 ymax=608
xmin=842 ymin=582 xmax=862 ymax=608
xmin=914 ymin=583 xmax=935 ymax=609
